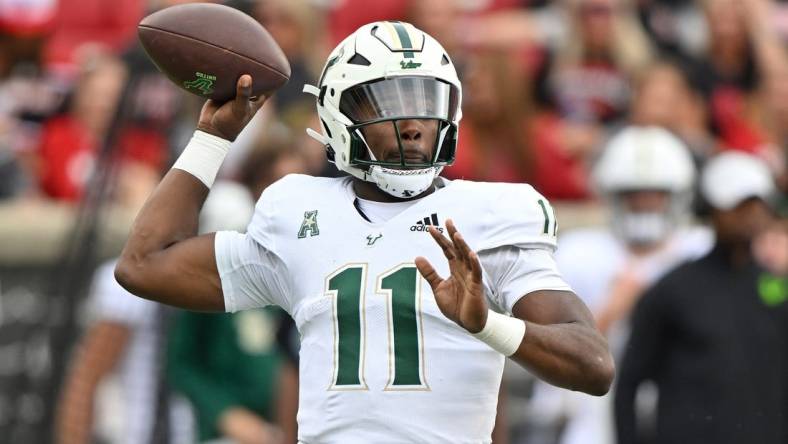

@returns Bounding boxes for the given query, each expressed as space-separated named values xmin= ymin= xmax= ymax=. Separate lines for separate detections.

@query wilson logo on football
xmin=410 ymin=213 xmax=444 ymax=233
xmin=183 ymin=72 xmax=217 ymax=96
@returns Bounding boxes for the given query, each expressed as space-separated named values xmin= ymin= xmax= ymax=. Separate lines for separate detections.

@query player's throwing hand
xmin=415 ymin=219 xmax=489 ymax=333
xmin=197 ymin=74 xmax=267 ymax=141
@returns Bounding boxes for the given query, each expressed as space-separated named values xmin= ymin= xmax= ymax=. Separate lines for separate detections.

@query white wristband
xmin=472 ymin=310 xmax=526 ymax=356
xmin=172 ymin=130 xmax=231 ymax=188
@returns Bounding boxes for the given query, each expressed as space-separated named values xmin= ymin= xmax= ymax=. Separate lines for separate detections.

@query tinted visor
xmin=340 ymin=77 xmax=459 ymax=124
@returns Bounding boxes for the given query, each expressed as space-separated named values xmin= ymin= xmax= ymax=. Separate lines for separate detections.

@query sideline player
xmin=116 ymin=22 xmax=614 ymax=443
xmin=528 ymin=126 xmax=712 ymax=444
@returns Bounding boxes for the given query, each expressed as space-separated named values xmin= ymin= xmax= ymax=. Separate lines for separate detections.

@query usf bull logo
xmin=400 ymin=60 xmax=422 ymax=69
xmin=366 ymin=233 xmax=383 ymax=246
xmin=183 ymin=72 xmax=217 ymax=96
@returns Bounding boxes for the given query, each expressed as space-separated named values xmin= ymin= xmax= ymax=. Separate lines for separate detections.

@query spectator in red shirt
xmin=36 ymin=54 xmax=165 ymax=205
xmin=444 ymin=49 xmax=534 ymax=184
xmin=630 ymin=61 xmax=716 ymax=163
xmin=43 ymin=0 xmax=142 ymax=76
xmin=527 ymin=0 xmax=656 ymax=200
xmin=537 ymin=0 xmax=654 ymax=125
xmin=685 ymin=0 xmax=787 ymax=157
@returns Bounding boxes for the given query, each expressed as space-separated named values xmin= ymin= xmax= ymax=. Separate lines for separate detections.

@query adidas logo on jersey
xmin=410 ymin=213 xmax=444 ymax=233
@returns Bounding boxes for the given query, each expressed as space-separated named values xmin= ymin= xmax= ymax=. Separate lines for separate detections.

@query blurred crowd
xmin=2 ymin=0 xmax=788 ymax=203
xmin=1 ymin=0 xmax=787 ymax=443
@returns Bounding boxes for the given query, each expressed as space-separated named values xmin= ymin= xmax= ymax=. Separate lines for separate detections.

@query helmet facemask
xmin=339 ymin=76 xmax=459 ymax=198
xmin=609 ymin=189 xmax=690 ymax=247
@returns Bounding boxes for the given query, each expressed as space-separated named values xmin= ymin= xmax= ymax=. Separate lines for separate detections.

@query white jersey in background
xmin=89 ymin=261 xmax=194 ymax=444
xmin=529 ymin=226 xmax=713 ymax=444
xmin=215 ymin=174 xmax=572 ymax=444
xmin=91 ymin=260 xmax=161 ymax=444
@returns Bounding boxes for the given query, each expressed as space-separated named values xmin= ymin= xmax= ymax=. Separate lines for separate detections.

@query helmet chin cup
xmin=368 ymin=165 xmax=439 ymax=199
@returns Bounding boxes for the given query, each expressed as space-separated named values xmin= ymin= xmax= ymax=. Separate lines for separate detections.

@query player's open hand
xmin=197 ymin=74 xmax=267 ymax=141
xmin=415 ymin=219 xmax=488 ymax=333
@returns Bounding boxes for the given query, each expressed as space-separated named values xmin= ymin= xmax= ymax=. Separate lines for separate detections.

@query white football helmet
xmin=303 ymin=21 xmax=462 ymax=198
xmin=593 ymin=126 xmax=696 ymax=246
xmin=198 ymin=180 xmax=254 ymax=234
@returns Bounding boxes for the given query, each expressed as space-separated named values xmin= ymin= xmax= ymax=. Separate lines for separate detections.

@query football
xmin=138 ymin=3 xmax=290 ymax=102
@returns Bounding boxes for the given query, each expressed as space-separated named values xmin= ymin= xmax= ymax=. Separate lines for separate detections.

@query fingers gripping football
xmin=197 ymin=74 xmax=267 ymax=141
xmin=415 ymin=219 xmax=489 ymax=333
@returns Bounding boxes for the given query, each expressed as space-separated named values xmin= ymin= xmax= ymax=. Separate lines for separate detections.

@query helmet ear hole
xmin=436 ymin=124 xmax=458 ymax=164
xmin=320 ymin=119 xmax=332 ymax=139
xmin=318 ymin=86 xmax=327 ymax=106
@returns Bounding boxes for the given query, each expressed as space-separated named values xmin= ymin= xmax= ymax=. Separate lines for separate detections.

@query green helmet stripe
xmin=391 ymin=21 xmax=414 ymax=58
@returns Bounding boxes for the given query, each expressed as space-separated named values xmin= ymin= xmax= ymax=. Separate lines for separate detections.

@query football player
xmin=116 ymin=22 xmax=614 ymax=443
xmin=528 ymin=126 xmax=712 ymax=444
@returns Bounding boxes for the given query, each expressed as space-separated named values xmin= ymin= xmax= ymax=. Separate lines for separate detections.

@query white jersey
xmin=215 ymin=174 xmax=571 ymax=444
xmin=530 ymin=226 xmax=713 ymax=444
xmin=555 ymin=227 xmax=713 ymax=319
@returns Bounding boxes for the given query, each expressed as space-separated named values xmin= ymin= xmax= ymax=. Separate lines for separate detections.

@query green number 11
xmin=326 ymin=264 xmax=427 ymax=391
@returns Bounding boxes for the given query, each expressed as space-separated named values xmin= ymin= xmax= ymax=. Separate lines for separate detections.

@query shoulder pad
xmin=475 ymin=182 xmax=558 ymax=252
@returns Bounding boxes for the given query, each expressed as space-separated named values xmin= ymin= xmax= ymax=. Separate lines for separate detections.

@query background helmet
xmin=593 ymin=126 xmax=696 ymax=246
xmin=304 ymin=21 xmax=462 ymax=198
xmin=198 ymin=180 xmax=254 ymax=234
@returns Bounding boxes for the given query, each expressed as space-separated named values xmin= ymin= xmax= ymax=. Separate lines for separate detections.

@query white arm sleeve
xmin=214 ymin=230 xmax=292 ymax=313
xmin=478 ymin=246 xmax=573 ymax=314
